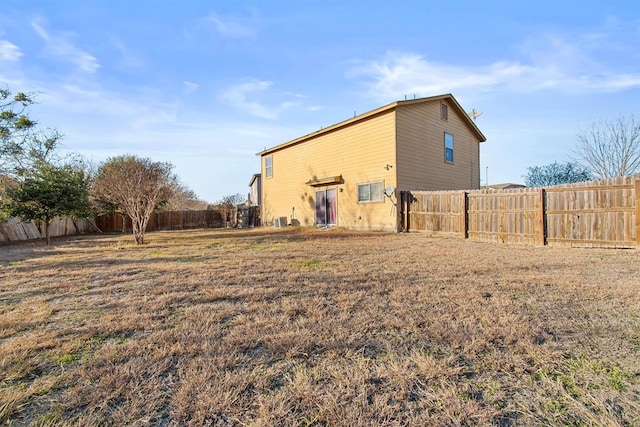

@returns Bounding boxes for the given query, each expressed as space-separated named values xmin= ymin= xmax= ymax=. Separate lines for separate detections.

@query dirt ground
xmin=1 ymin=228 xmax=639 ymax=426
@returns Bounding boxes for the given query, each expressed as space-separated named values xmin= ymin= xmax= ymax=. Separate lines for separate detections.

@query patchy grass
xmin=0 ymin=228 xmax=639 ymax=426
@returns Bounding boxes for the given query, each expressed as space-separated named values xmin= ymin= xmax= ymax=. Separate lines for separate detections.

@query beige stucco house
xmin=257 ymin=94 xmax=486 ymax=231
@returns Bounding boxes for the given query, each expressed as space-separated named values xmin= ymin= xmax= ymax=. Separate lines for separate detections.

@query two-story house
xmin=257 ymin=93 xmax=486 ymax=231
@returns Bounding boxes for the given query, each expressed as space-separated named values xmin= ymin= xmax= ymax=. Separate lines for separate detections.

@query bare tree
xmin=92 ymin=155 xmax=177 ymax=244
xmin=215 ymin=193 xmax=245 ymax=228
xmin=575 ymin=114 xmax=640 ymax=179
xmin=163 ymin=182 xmax=208 ymax=211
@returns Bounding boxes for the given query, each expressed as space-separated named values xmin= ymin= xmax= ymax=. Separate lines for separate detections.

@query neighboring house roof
xmin=485 ymin=183 xmax=526 ymax=190
xmin=256 ymin=93 xmax=486 ymax=156
xmin=248 ymin=173 xmax=261 ymax=187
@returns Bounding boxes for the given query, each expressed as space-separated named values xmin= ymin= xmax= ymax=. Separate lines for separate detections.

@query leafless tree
xmin=92 ymin=155 xmax=177 ymax=244
xmin=575 ymin=114 xmax=640 ymax=179
xmin=214 ymin=193 xmax=245 ymax=227
xmin=163 ymin=183 xmax=208 ymax=211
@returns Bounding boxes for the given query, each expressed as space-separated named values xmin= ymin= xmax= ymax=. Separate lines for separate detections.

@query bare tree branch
xmin=575 ymin=114 xmax=640 ymax=179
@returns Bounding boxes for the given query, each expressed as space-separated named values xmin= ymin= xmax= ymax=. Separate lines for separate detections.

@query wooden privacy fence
xmin=0 ymin=217 xmax=95 ymax=243
xmin=95 ymin=206 xmax=261 ymax=233
xmin=95 ymin=210 xmax=223 ymax=232
xmin=400 ymin=175 xmax=640 ymax=248
xmin=1 ymin=207 xmax=261 ymax=243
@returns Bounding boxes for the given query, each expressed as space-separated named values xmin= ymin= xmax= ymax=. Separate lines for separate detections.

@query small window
xmin=440 ymin=104 xmax=448 ymax=121
xmin=444 ymin=133 xmax=454 ymax=163
xmin=358 ymin=181 xmax=383 ymax=202
xmin=265 ymin=155 xmax=273 ymax=178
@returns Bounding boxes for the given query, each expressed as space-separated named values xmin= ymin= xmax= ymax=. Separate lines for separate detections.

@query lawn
xmin=1 ymin=228 xmax=639 ymax=426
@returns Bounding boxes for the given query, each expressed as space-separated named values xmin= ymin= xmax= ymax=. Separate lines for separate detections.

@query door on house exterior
xmin=315 ymin=188 xmax=337 ymax=226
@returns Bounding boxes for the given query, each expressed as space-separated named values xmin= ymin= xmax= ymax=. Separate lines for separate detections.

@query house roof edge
xmin=256 ymin=93 xmax=486 ymax=156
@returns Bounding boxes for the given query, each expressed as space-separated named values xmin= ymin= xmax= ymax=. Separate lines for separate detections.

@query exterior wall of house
xmin=248 ymin=174 xmax=261 ymax=206
xmin=261 ymin=110 xmax=399 ymax=231
xmin=396 ymin=99 xmax=481 ymax=191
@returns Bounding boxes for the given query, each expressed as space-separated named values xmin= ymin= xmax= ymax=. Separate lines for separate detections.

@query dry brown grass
xmin=0 ymin=228 xmax=638 ymax=426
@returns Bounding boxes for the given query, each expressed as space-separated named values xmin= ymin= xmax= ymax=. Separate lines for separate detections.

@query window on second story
xmin=444 ymin=133 xmax=454 ymax=163
xmin=440 ymin=104 xmax=448 ymax=121
xmin=265 ymin=155 xmax=273 ymax=178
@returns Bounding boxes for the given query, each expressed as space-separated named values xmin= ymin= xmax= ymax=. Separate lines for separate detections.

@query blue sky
xmin=1 ymin=1 xmax=639 ymax=202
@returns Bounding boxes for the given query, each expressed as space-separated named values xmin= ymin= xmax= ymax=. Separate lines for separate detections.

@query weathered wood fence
xmin=400 ymin=175 xmax=639 ymax=248
xmin=95 ymin=210 xmax=223 ymax=232
xmin=0 ymin=217 xmax=96 ymax=243
xmin=95 ymin=206 xmax=261 ymax=233
xmin=1 ymin=207 xmax=261 ymax=243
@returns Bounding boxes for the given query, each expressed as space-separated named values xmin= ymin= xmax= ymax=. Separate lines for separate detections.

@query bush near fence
xmin=400 ymin=175 xmax=640 ymax=248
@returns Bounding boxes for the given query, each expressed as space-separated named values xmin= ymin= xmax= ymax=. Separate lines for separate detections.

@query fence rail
xmin=401 ymin=175 xmax=639 ymax=248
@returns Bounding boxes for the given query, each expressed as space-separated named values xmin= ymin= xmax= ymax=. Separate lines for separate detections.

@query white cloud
xmin=207 ymin=11 xmax=255 ymax=38
xmin=23 ymin=82 xmax=182 ymax=148
xmin=348 ymin=33 xmax=640 ymax=102
xmin=112 ymin=39 xmax=145 ymax=72
xmin=347 ymin=53 xmax=515 ymax=101
xmin=41 ymin=82 xmax=297 ymax=201
xmin=0 ymin=40 xmax=22 ymax=61
xmin=31 ymin=19 xmax=100 ymax=73
xmin=183 ymin=81 xmax=199 ymax=95
xmin=221 ymin=79 xmax=300 ymax=119
xmin=600 ymin=74 xmax=640 ymax=90
xmin=30 ymin=21 xmax=49 ymax=41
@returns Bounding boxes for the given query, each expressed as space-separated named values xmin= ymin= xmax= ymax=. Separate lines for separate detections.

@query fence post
xmin=405 ymin=192 xmax=411 ymax=232
xmin=399 ymin=191 xmax=411 ymax=233
xmin=461 ymin=191 xmax=468 ymax=239
xmin=399 ymin=191 xmax=406 ymax=232
xmin=635 ymin=179 xmax=640 ymax=248
xmin=539 ymin=188 xmax=547 ymax=246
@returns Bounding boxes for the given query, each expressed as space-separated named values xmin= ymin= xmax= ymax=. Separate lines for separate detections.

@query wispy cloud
xmin=112 ymin=39 xmax=145 ymax=72
xmin=221 ymin=79 xmax=299 ymax=119
xmin=207 ymin=11 xmax=256 ymax=38
xmin=0 ymin=40 xmax=22 ymax=61
xmin=183 ymin=81 xmax=199 ymax=95
xmin=348 ymin=32 xmax=640 ymax=102
xmin=30 ymin=19 xmax=100 ymax=73
xmin=50 ymin=83 xmax=176 ymax=124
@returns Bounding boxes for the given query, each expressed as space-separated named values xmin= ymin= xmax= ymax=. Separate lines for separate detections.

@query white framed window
xmin=441 ymin=104 xmax=448 ymax=121
xmin=358 ymin=181 xmax=383 ymax=203
xmin=444 ymin=133 xmax=454 ymax=163
xmin=265 ymin=155 xmax=273 ymax=178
